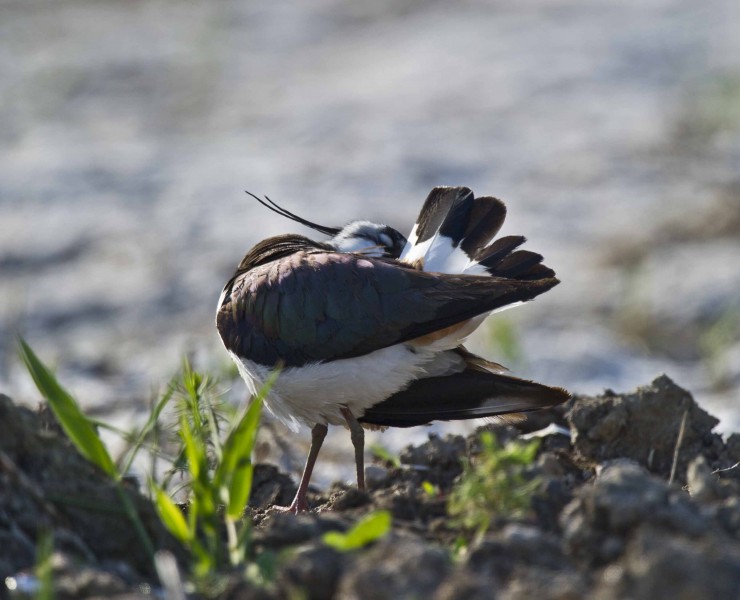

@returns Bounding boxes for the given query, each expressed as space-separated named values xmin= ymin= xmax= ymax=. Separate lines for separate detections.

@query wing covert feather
xmin=217 ymin=250 xmax=557 ymax=367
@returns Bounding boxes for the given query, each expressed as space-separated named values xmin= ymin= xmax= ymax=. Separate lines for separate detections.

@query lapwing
xmin=217 ymin=186 xmax=569 ymax=512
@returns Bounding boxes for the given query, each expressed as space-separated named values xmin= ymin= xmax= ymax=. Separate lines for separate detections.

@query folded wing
xmin=217 ymin=246 xmax=558 ymax=368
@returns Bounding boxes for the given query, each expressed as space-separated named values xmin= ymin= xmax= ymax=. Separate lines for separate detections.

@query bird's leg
xmin=341 ymin=407 xmax=365 ymax=491
xmin=276 ymin=423 xmax=327 ymax=513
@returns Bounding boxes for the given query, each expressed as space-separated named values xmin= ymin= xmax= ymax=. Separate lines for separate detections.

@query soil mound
xmin=2 ymin=376 xmax=740 ymax=599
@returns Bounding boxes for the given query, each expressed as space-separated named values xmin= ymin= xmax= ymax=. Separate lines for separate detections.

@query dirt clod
xmin=3 ymin=375 xmax=740 ymax=599
xmin=0 ymin=394 xmax=182 ymax=584
xmin=567 ymin=375 xmax=725 ymax=482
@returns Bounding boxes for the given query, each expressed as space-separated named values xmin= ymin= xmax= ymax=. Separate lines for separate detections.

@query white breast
xmin=229 ymin=343 xmax=437 ymax=432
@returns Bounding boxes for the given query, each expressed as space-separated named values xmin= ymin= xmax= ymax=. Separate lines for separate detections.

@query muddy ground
xmin=2 ymin=375 xmax=740 ymax=599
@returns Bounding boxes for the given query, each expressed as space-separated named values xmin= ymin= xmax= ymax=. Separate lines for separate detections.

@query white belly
xmin=229 ymin=343 xmax=436 ymax=432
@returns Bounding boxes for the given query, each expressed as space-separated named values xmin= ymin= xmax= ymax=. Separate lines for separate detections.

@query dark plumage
xmin=218 ymin=241 xmax=558 ymax=368
xmin=360 ymin=368 xmax=568 ymax=427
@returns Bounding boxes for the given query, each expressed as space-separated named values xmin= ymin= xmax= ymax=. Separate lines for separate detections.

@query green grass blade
xmin=216 ymin=395 xmax=263 ymax=488
xmin=226 ymin=461 xmax=254 ymax=519
xmin=205 ymin=402 xmax=224 ymax=463
xmin=179 ymin=415 xmax=204 ymax=481
xmin=34 ymin=531 xmax=54 ymax=600
xmin=114 ymin=483 xmax=156 ymax=559
xmin=216 ymin=373 xmax=274 ymax=518
xmin=18 ymin=338 xmax=118 ymax=479
xmin=448 ymin=432 xmax=540 ymax=536
xmin=120 ymin=380 xmax=177 ymax=475
xmin=322 ymin=510 xmax=392 ymax=551
xmin=152 ymin=482 xmax=192 ymax=544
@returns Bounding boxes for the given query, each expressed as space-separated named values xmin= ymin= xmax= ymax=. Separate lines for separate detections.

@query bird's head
xmin=329 ymin=220 xmax=407 ymax=258
xmin=248 ymin=191 xmax=408 ymax=258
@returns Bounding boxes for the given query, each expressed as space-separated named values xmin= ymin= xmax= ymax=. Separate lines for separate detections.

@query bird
xmin=216 ymin=186 xmax=569 ymax=512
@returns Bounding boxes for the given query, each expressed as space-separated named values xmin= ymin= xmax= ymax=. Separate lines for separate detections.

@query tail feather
xmin=474 ymin=235 xmax=526 ymax=268
xmin=399 ymin=185 xmax=557 ymax=309
xmin=401 ymin=187 xmax=474 ymax=271
xmin=359 ymin=368 xmax=570 ymax=428
xmin=493 ymin=250 xmax=545 ymax=278
xmin=367 ymin=187 xmax=567 ymax=428
xmin=403 ymin=188 xmax=509 ymax=265
xmin=406 ymin=187 xmax=474 ymax=249
xmin=515 ymin=263 xmax=556 ymax=281
xmin=459 ymin=196 xmax=507 ymax=257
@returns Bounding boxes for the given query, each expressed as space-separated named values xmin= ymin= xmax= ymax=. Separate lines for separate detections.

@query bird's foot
xmin=271 ymin=496 xmax=310 ymax=514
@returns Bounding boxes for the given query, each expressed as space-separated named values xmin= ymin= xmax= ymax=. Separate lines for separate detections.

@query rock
xmin=536 ymin=452 xmax=565 ymax=478
xmin=373 ymin=480 xmax=424 ymax=522
xmin=52 ymin=559 xmax=129 ymax=600
xmin=726 ymin=433 xmax=740 ymax=463
xmin=5 ymin=551 xmax=139 ymax=600
xmin=713 ymin=497 xmax=740 ymax=539
xmin=532 ymin=477 xmax=574 ymax=532
xmin=5 ymin=377 xmax=740 ymax=599
xmin=434 ymin=571 xmax=495 ymax=600
xmin=221 ymin=581 xmax=278 ymax=600
xmin=330 ymin=487 xmax=372 ymax=511
xmin=499 ymin=568 xmax=588 ymax=600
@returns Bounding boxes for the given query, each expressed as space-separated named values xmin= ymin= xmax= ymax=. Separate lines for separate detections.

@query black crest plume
xmin=246 ymin=191 xmax=341 ymax=237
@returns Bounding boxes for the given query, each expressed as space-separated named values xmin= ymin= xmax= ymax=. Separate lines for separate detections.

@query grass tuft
xmin=150 ymin=359 xmax=277 ymax=579
xmin=448 ymin=431 xmax=540 ymax=538
xmin=18 ymin=338 xmax=277 ymax=585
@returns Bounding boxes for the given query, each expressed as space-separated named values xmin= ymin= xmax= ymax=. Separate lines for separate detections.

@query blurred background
xmin=2 ymin=0 xmax=739 ymax=484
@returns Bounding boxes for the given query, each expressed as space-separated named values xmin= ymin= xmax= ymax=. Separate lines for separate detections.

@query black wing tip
xmin=533 ymin=384 xmax=571 ymax=407
xmin=501 ymin=274 xmax=559 ymax=304
xmin=552 ymin=386 xmax=572 ymax=403
xmin=515 ymin=275 xmax=559 ymax=305
xmin=359 ymin=370 xmax=571 ymax=428
xmin=419 ymin=189 xmax=510 ymax=257
xmin=536 ymin=275 xmax=560 ymax=291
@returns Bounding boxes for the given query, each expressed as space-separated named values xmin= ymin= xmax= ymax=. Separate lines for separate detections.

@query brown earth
xmin=2 ymin=375 xmax=740 ymax=599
